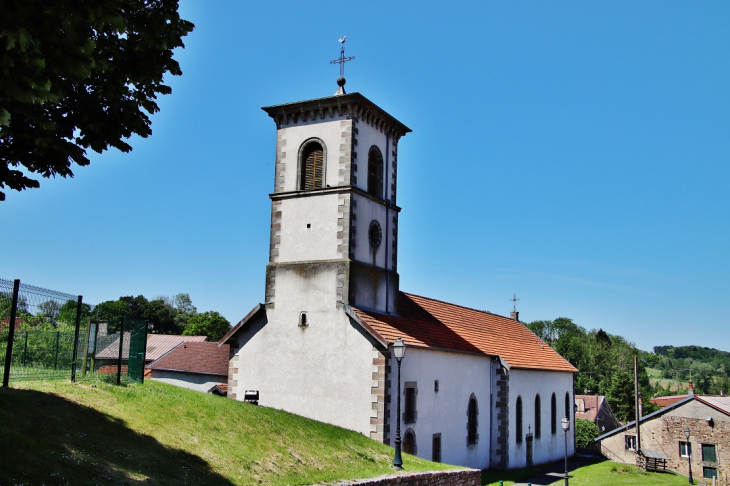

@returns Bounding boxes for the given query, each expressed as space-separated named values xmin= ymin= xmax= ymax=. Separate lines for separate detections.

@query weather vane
xmin=509 ymin=293 xmax=520 ymax=312
xmin=330 ymin=36 xmax=355 ymax=95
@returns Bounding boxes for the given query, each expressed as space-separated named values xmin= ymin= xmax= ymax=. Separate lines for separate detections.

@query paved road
xmin=512 ymin=456 xmax=597 ymax=486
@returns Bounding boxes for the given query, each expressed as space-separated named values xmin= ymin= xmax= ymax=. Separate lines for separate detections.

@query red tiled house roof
xmin=96 ymin=334 xmax=207 ymax=362
xmin=650 ymin=394 xmax=689 ymax=408
xmin=350 ymin=292 xmax=577 ymax=372
xmin=147 ymin=341 xmax=229 ymax=376
xmin=575 ymin=395 xmax=602 ymax=421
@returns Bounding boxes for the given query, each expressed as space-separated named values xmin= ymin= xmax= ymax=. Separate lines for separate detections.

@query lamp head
xmin=561 ymin=417 xmax=570 ymax=432
xmin=684 ymin=426 xmax=691 ymax=439
xmin=393 ymin=337 xmax=406 ymax=362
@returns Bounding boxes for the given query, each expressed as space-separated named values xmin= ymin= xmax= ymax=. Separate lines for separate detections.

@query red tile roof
xmin=649 ymin=395 xmax=689 ymax=408
xmin=575 ymin=395 xmax=603 ymax=421
xmin=147 ymin=342 xmax=229 ymax=376
xmin=351 ymin=292 xmax=577 ymax=373
xmin=96 ymin=334 xmax=207 ymax=361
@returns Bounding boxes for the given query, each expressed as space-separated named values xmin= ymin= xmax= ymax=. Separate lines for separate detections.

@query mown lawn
xmin=0 ymin=379 xmax=456 ymax=485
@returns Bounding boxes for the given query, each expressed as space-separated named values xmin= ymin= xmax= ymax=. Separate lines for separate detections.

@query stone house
xmin=147 ymin=341 xmax=229 ymax=393
xmin=220 ymin=82 xmax=576 ymax=470
xmin=596 ymin=393 xmax=730 ymax=483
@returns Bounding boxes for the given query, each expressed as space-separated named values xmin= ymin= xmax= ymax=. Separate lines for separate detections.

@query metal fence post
xmin=54 ymin=331 xmax=60 ymax=369
xmin=22 ymin=332 xmax=28 ymax=366
xmin=116 ymin=314 xmax=125 ymax=385
xmin=2 ymin=279 xmax=20 ymax=387
xmin=70 ymin=295 xmax=83 ymax=382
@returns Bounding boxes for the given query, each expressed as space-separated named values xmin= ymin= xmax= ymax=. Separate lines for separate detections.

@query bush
xmin=575 ymin=418 xmax=600 ymax=448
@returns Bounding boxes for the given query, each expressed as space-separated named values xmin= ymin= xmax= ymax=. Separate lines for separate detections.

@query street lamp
xmin=392 ymin=337 xmax=407 ymax=470
xmin=562 ymin=417 xmax=570 ymax=486
xmin=684 ymin=427 xmax=693 ymax=484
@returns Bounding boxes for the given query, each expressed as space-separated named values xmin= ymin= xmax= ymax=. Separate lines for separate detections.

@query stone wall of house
xmin=341 ymin=469 xmax=480 ymax=486
xmin=599 ymin=399 xmax=729 ymax=484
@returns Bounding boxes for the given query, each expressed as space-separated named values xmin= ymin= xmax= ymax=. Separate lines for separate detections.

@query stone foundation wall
xmin=334 ymin=469 xmax=480 ymax=486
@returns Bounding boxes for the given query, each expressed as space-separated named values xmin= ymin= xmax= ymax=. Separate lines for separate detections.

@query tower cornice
xmin=269 ymin=185 xmax=402 ymax=212
xmin=262 ymin=92 xmax=411 ymax=140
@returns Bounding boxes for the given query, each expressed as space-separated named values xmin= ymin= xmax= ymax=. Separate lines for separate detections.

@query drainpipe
xmin=384 ymin=132 xmax=390 ymax=314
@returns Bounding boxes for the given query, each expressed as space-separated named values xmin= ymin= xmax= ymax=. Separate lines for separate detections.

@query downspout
xmin=384 ymin=132 xmax=390 ymax=314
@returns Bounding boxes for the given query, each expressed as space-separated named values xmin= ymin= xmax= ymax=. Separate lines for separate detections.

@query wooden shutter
xmin=302 ymin=145 xmax=324 ymax=190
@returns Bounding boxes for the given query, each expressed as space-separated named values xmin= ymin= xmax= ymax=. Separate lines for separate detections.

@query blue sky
xmin=3 ymin=2 xmax=729 ymax=352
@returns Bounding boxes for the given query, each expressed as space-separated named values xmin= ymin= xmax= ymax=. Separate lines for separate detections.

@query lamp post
xmin=684 ymin=427 xmax=693 ymax=484
xmin=392 ymin=337 xmax=407 ymax=470
xmin=561 ymin=417 xmax=570 ymax=486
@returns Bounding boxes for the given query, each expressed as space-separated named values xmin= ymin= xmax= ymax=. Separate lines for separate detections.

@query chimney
xmin=510 ymin=310 xmax=519 ymax=321
xmin=688 ymin=381 xmax=694 ymax=396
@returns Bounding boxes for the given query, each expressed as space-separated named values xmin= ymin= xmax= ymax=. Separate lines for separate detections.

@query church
xmin=220 ymin=63 xmax=576 ymax=470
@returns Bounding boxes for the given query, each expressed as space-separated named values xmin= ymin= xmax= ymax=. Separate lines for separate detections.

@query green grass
xmin=549 ymin=460 xmax=689 ymax=486
xmin=481 ymin=465 xmax=544 ymax=485
xmin=0 ymin=379 xmax=456 ymax=485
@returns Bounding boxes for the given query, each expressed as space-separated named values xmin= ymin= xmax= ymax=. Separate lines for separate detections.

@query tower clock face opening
xmin=369 ymin=220 xmax=382 ymax=249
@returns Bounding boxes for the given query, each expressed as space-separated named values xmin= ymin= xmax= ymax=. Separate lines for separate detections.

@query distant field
xmin=646 ymin=367 xmax=687 ymax=393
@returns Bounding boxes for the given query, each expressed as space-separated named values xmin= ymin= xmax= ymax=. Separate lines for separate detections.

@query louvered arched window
xmin=516 ymin=396 xmax=523 ymax=443
xmin=535 ymin=393 xmax=542 ymax=439
xmin=551 ymin=393 xmax=557 ymax=434
xmin=367 ymin=146 xmax=384 ymax=198
xmin=300 ymin=141 xmax=325 ymax=190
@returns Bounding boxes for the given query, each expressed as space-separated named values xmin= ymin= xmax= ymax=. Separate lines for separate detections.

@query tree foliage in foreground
xmin=0 ymin=0 xmax=194 ymax=200
xmin=575 ymin=418 xmax=601 ymax=448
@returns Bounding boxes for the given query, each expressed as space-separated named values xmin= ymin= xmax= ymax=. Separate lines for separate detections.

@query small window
xmin=625 ymin=435 xmax=637 ymax=451
xmin=516 ymin=396 xmax=523 ymax=443
xmin=703 ymin=467 xmax=718 ymax=480
xmin=467 ymin=394 xmax=478 ymax=445
xmin=702 ymin=444 xmax=717 ymax=463
xmin=367 ymin=146 xmax=384 ymax=199
xmin=434 ymin=380 xmax=439 ymax=392
xmin=535 ymin=394 xmax=542 ymax=439
xmin=565 ymin=392 xmax=570 ymax=420
xmin=300 ymin=141 xmax=324 ymax=190
xmin=404 ymin=382 xmax=417 ymax=424
xmin=432 ymin=433 xmax=441 ymax=463
xmin=551 ymin=393 xmax=557 ymax=435
xmin=679 ymin=441 xmax=691 ymax=458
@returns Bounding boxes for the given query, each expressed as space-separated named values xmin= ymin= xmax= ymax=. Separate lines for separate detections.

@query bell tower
xmin=261 ymin=90 xmax=410 ymax=315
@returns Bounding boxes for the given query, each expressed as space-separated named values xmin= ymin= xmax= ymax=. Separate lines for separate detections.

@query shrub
xmin=575 ymin=418 xmax=600 ymax=448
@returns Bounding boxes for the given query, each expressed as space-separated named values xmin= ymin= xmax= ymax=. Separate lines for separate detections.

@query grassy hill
xmin=0 ymin=380 xmax=454 ymax=485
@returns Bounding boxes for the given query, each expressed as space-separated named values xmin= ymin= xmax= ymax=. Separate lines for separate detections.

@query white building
xmin=221 ymin=82 xmax=576 ymax=470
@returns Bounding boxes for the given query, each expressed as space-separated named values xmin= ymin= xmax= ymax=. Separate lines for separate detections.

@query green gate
xmin=126 ymin=317 xmax=148 ymax=383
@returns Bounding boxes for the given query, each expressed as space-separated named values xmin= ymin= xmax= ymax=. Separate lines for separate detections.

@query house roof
xmin=219 ymin=304 xmax=265 ymax=346
xmin=649 ymin=394 xmax=689 ymax=408
xmin=147 ymin=341 xmax=230 ymax=376
xmin=595 ymin=394 xmax=730 ymax=442
xmin=575 ymin=395 xmax=603 ymax=422
xmin=96 ymin=334 xmax=207 ymax=361
xmin=350 ymin=292 xmax=577 ymax=373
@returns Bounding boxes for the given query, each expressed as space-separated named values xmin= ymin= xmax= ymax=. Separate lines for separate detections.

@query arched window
xmin=300 ymin=141 xmax=324 ymax=190
xmin=565 ymin=392 xmax=571 ymax=421
xmin=367 ymin=146 xmax=384 ymax=198
xmin=551 ymin=393 xmax=557 ymax=435
xmin=467 ymin=394 xmax=478 ymax=445
xmin=403 ymin=428 xmax=417 ymax=455
xmin=535 ymin=394 xmax=541 ymax=439
xmin=516 ymin=396 xmax=523 ymax=443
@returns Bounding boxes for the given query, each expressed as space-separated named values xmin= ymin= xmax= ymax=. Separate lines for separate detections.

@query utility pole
xmin=634 ymin=356 xmax=641 ymax=454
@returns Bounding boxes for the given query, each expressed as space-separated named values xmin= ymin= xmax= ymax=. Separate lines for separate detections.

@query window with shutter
xmin=300 ymin=142 xmax=324 ymax=190
xmin=367 ymin=146 xmax=384 ymax=198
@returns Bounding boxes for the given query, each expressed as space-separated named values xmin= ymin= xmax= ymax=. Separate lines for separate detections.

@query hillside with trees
xmin=642 ymin=345 xmax=730 ymax=396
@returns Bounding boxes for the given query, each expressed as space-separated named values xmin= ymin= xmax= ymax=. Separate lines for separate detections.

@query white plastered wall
xmin=233 ymin=269 xmax=376 ymax=436
xmin=508 ymin=369 xmax=575 ymax=468
xmin=386 ymin=347 xmax=493 ymax=470
xmin=278 ymin=194 xmax=340 ymax=262
xmin=149 ymin=370 xmax=225 ymax=393
xmin=277 ymin=116 xmax=346 ymax=192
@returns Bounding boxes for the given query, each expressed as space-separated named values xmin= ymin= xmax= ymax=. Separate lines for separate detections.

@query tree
xmin=144 ymin=299 xmax=178 ymax=334
xmin=183 ymin=311 xmax=231 ymax=342
xmin=606 ymin=371 xmax=635 ymax=422
xmin=0 ymin=0 xmax=194 ymax=200
xmin=575 ymin=418 xmax=600 ymax=448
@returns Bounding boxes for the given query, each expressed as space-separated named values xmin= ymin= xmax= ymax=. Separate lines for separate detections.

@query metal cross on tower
xmin=509 ymin=293 xmax=521 ymax=312
xmin=330 ymin=36 xmax=355 ymax=95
